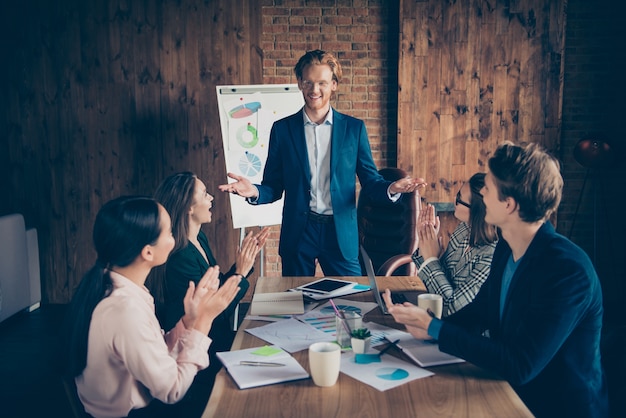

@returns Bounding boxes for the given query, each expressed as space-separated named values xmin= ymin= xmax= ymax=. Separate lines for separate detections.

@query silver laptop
xmin=360 ymin=245 xmax=423 ymax=314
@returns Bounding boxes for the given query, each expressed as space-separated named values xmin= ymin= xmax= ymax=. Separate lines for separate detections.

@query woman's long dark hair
xmin=147 ymin=172 xmax=197 ymax=306
xmin=467 ymin=173 xmax=498 ymax=247
xmin=60 ymin=196 xmax=162 ymax=378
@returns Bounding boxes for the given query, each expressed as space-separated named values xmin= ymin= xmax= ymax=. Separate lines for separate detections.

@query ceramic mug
xmin=309 ymin=342 xmax=341 ymax=387
xmin=417 ymin=293 xmax=443 ymax=319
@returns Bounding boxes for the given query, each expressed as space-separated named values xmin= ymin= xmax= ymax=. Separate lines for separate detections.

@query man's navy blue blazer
xmin=253 ymin=108 xmax=391 ymax=261
xmin=439 ymin=221 xmax=609 ymax=417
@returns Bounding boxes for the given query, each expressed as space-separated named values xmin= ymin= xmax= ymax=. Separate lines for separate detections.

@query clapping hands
xmin=182 ymin=266 xmax=241 ymax=334
xmin=235 ymin=227 xmax=270 ymax=277
xmin=417 ymin=203 xmax=442 ymax=259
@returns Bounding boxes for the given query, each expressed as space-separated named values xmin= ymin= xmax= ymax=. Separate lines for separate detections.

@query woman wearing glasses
xmin=412 ymin=173 xmax=498 ymax=317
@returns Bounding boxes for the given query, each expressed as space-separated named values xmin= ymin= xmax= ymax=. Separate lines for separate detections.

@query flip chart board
xmin=216 ymin=84 xmax=304 ymax=228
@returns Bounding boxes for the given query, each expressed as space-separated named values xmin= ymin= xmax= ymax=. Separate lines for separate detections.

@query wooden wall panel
xmin=399 ymin=0 xmax=566 ymax=204
xmin=0 ymin=0 xmax=262 ymax=303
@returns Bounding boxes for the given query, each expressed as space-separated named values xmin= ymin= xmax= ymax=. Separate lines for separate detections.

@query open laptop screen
xmin=360 ymin=245 xmax=391 ymax=314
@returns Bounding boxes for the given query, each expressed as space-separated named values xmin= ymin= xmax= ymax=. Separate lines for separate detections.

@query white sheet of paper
xmin=340 ymin=351 xmax=433 ymax=391
xmin=245 ymin=318 xmax=335 ymax=353
xmin=299 ymin=298 xmax=378 ymax=318
xmin=217 ymin=345 xmax=309 ymax=389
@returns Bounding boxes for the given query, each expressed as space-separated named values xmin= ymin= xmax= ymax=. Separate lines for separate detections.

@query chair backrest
xmin=357 ymin=168 xmax=420 ymax=276
xmin=0 ymin=214 xmax=31 ymax=323
xmin=61 ymin=376 xmax=90 ymax=418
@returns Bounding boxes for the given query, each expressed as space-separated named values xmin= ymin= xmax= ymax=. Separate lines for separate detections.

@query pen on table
xmin=377 ymin=338 xmax=400 ymax=357
xmin=239 ymin=361 xmax=286 ymax=367
xmin=328 ymin=299 xmax=352 ymax=335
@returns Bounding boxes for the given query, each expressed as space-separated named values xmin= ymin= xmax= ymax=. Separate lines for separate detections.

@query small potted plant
xmin=350 ymin=327 xmax=371 ymax=354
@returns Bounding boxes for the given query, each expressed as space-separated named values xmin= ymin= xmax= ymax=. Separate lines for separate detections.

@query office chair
xmin=61 ymin=376 xmax=90 ymax=418
xmin=357 ymin=168 xmax=420 ymax=276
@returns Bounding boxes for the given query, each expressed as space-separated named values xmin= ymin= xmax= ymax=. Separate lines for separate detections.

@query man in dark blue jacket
xmin=219 ymin=50 xmax=425 ymax=276
xmin=384 ymin=142 xmax=608 ymax=417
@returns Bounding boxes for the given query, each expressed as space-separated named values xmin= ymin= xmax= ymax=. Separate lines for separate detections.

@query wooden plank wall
xmin=398 ymin=0 xmax=566 ymax=203
xmin=0 ymin=0 xmax=262 ymax=303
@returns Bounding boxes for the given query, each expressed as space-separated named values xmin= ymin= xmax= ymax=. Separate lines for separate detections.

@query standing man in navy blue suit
xmin=219 ymin=50 xmax=425 ymax=276
xmin=383 ymin=142 xmax=609 ymax=417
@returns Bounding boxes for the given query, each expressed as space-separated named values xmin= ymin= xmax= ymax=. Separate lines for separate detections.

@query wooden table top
xmin=202 ymin=276 xmax=532 ymax=418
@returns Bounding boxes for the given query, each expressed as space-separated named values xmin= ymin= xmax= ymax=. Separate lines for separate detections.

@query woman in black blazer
xmin=153 ymin=172 xmax=268 ymax=416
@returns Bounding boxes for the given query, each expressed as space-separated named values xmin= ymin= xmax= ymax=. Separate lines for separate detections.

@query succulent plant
xmin=351 ymin=327 xmax=371 ymax=340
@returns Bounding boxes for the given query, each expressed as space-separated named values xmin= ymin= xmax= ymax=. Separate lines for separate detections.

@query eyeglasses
xmin=300 ymin=80 xmax=331 ymax=90
xmin=455 ymin=190 xmax=471 ymax=208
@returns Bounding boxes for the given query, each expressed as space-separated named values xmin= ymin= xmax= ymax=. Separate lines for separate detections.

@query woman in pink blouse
xmin=61 ymin=196 xmax=241 ymax=418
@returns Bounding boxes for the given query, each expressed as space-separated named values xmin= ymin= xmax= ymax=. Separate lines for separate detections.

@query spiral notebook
xmin=249 ymin=291 xmax=305 ymax=315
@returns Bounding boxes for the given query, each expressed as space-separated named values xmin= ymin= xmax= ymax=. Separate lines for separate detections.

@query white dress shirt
xmin=303 ymin=109 xmax=333 ymax=215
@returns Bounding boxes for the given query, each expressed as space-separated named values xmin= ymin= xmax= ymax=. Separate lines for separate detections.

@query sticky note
xmin=250 ymin=346 xmax=283 ymax=357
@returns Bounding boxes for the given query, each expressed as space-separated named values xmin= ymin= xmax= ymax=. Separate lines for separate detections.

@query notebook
xmin=393 ymin=337 xmax=465 ymax=367
xmin=360 ymin=245 xmax=423 ymax=314
xmin=249 ymin=291 xmax=304 ymax=315
xmin=216 ymin=345 xmax=309 ymax=389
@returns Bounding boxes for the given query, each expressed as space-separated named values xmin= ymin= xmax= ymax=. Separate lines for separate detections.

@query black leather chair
xmin=357 ymin=168 xmax=420 ymax=276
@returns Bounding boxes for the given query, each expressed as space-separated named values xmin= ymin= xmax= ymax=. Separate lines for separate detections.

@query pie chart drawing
xmin=239 ymin=152 xmax=263 ymax=177
xmin=236 ymin=123 xmax=259 ymax=148
xmin=229 ymin=101 xmax=261 ymax=119
xmin=376 ymin=367 xmax=410 ymax=381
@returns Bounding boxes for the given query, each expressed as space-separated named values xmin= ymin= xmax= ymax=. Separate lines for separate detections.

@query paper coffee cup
xmin=308 ymin=342 xmax=341 ymax=387
xmin=418 ymin=293 xmax=443 ymax=319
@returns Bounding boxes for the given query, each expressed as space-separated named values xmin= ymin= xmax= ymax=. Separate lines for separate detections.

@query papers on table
xmin=245 ymin=318 xmax=335 ymax=353
xmin=309 ymin=298 xmax=378 ymax=317
xmin=242 ymin=297 xmax=462 ymax=392
xmin=217 ymin=345 xmax=309 ymax=389
xmin=249 ymin=291 xmax=304 ymax=315
xmin=340 ymin=351 xmax=433 ymax=391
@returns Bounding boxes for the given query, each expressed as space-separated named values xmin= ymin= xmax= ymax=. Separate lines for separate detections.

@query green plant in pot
xmin=350 ymin=328 xmax=371 ymax=354
xmin=351 ymin=328 xmax=371 ymax=340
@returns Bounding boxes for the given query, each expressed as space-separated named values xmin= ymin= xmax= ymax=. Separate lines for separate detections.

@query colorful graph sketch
xmin=229 ymin=101 xmax=261 ymax=118
xmin=245 ymin=318 xmax=335 ymax=353
xmin=239 ymin=151 xmax=262 ymax=176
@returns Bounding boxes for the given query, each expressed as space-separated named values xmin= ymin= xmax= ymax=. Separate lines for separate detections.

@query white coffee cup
xmin=418 ymin=293 xmax=443 ymax=319
xmin=308 ymin=342 xmax=341 ymax=387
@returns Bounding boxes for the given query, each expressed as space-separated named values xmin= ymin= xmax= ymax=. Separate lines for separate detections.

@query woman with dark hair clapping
xmin=61 ymin=196 xmax=241 ymax=418
xmin=413 ymin=173 xmax=498 ymax=317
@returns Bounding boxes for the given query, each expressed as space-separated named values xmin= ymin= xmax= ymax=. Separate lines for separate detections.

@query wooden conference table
xmin=203 ymin=276 xmax=533 ymax=418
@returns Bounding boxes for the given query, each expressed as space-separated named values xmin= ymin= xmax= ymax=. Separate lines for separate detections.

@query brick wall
xmin=257 ymin=0 xmax=624 ymax=317
xmin=260 ymin=0 xmax=400 ymax=276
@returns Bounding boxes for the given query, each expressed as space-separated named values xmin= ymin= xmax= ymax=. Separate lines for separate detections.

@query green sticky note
xmin=353 ymin=284 xmax=370 ymax=290
xmin=251 ymin=346 xmax=283 ymax=357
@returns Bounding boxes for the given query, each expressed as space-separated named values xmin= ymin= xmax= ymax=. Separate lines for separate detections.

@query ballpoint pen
xmin=239 ymin=361 xmax=286 ymax=367
xmin=328 ymin=298 xmax=352 ymax=335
